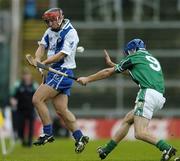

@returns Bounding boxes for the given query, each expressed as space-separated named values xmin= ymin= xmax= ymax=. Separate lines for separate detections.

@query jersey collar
xmin=61 ymin=19 xmax=70 ymax=30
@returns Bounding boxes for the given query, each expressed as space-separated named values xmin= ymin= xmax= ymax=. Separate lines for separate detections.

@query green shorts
xmin=134 ymin=88 xmax=166 ymax=119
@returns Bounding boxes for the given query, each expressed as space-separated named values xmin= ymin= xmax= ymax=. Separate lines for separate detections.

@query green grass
xmin=1 ymin=139 xmax=180 ymax=161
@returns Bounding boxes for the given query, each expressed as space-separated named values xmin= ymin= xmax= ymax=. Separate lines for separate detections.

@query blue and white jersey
xmin=38 ymin=19 xmax=79 ymax=69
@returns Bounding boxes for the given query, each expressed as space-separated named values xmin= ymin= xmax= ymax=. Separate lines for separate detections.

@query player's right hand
xmin=77 ymin=77 xmax=89 ymax=86
xmin=37 ymin=67 xmax=44 ymax=76
xmin=37 ymin=67 xmax=46 ymax=83
xmin=34 ymin=57 xmax=44 ymax=75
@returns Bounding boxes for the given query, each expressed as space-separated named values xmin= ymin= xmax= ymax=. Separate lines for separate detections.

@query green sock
xmin=156 ymin=140 xmax=171 ymax=151
xmin=104 ymin=140 xmax=117 ymax=154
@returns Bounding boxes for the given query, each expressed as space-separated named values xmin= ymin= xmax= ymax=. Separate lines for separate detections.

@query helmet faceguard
xmin=123 ymin=39 xmax=146 ymax=56
xmin=42 ymin=8 xmax=64 ymax=28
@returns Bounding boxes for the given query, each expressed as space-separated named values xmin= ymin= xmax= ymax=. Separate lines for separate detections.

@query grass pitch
xmin=1 ymin=139 xmax=180 ymax=161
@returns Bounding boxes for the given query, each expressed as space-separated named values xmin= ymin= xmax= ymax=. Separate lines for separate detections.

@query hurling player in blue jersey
xmin=32 ymin=8 xmax=89 ymax=153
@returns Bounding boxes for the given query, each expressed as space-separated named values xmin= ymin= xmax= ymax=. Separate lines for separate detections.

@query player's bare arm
xmin=35 ymin=44 xmax=45 ymax=62
xmin=77 ymin=67 xmax=115 ymax=85
xmin=42 ymin=52 xmax=66 ymax=65
xmin=104 ymin=49 xmax=116 ymax=67
xmin=104 ymin=49 xmax=129 ymax=76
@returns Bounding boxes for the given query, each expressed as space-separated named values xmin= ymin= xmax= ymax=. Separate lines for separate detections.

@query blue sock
xmin=72 ymin=130 xmax=83 ymax=141
xmin=43 ymin=124 xmax=53 ymax=136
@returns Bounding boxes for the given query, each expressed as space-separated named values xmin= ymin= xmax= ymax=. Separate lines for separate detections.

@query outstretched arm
xmin=77 ymin=67 xmax=115 ymax=85
xmin=104 ymin=49 xmax=116 ymax=67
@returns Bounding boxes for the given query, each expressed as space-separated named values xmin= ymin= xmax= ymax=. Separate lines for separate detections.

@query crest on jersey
xmin=69 ymin=41 xmax=74 ymax=49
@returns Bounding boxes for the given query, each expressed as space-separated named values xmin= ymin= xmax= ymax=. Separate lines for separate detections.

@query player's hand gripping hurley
xmin=26 ymin=54 xmax=77 ymax=80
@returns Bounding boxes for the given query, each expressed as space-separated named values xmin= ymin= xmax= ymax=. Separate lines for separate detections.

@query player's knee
xmin=55 ymin=105 xmax=67 ymax=114
xmin=123 ymin=112 xmax=134 ymax=125
xmin=134 ymin=131 xmax=145 ymax=140
xmin=134 ymin=131 xmax=142 ymax=140
xmin=32 ymin=94 xmax=42 ymax=106
xmin=32 ymin=94 xmax=38 ymax=106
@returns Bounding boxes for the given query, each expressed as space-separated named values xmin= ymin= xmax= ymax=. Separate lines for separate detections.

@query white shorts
xmin=134 ymin=88 xmax=166 ymax=120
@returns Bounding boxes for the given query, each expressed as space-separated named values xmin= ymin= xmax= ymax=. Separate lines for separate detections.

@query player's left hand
xmin=104 ymin=49 xmax=115 ymax=67
xmin=77 ymin=77 xmax=89 ymax=86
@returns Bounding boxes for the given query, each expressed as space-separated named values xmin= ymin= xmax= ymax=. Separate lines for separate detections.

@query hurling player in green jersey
xmin=77 ymin=39 xmax=177 ymax=161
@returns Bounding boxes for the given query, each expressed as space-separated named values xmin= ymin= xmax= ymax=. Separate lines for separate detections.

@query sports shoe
xmin=33 ymin=134 xmax=54 ymax=146
xmin=161 ymin=147 xmax=177 ymax=161
xmin=97 ymin=146 xmax=109 ymax=160
xmin=75 ymin=136 xmax=89 ymax=153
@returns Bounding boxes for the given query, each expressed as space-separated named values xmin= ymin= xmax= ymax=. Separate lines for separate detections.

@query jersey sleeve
xmin=115 ymin=57 xmax=133 ymax=73
xmin=38 ymin=29 xmax=49 ymax=49
xmin=60 ymin=29 xmax=79 ymax=56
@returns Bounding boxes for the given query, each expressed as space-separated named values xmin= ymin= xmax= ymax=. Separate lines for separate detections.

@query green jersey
xmin=115 ymin=50 xmax=165 ymax=94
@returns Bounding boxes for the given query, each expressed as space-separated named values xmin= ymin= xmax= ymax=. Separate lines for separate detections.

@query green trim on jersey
xmin=134 ymin=107 xmax=143 ymax=117
xmin=115 ymin=64 xmax=121 ymax=72
xmin=115 ymin=50 xmax=165 ymax=94
xmin=136 ymin=88 xmax=147 ymax=102
xmin=134 ymin=90 xmax=146 ymax=117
